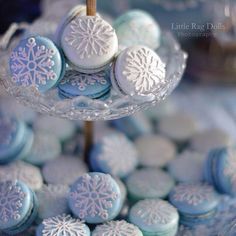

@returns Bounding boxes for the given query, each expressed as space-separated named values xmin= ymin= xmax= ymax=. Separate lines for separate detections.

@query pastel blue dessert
xmin=36 ymin=214 xmax=90 ymax=236
xmin=0 ymin=180 xmax=38 ymax=235
xmin=9 ymin=36 xmax=65 ymax=93
xmin=113 ymin=10 xmax=161 ymax=50
xmin=204 ymin=147 xmax=236 ymax=196
xmin=169 ymin=183 xmax=219 ymax=226
xmin=90 ymin=133 xmax=138 ymax=178
xmin=129 ymin=199 xmax=179 ymax=236
xmin=68 ymin=172 xmax=122 ymax=224
xmin=0 ymin=113 xmax=27 ymax=164
xmin=58 ymin=69 xmax=111 ymax=100
xmin=92 ymin=220 xmax=143 ymax=236
xmin=126 ymin=168 xmax=175 ymax=203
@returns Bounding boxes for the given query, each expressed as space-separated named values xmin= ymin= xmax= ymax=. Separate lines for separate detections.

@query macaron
xmin=169 ymin=183 xmax=219 ymax=226
xmin=158 ymin=113 xmax=198 ymax=143
xmin=0 ymin=160 xmax=43 ymax=191
xmin=135 ymin=135 xmax=176 ymax=168
xmin=126 ymin=168 xmax=175 ymax=203
xmin=190 ymin=129 xmax=233 ymax=153
xmin=9 ymin=36 xmax=65 ymax=93
xmin=25 ymin=131 xmax=61 ymax=166
xmin=204 ymin=147 xmax=236 ymax=196
xmin=0 ymin=180 xmax=38 ymax=235
xmin=33 ymin=115 xmax=76 ymax=142
xmin=168 ymin=151 xmax=205 ymax=183
xmin=61 ymin=15 xmax=118 ymax=73
xmin=36 ymin=214 xmax=90 ymax=236
xmin=111 ymin=45 xmax=166 ymax=97
xmin=42 ymin=155 xmax=88 ymax=185
xmin=92 ymin=220 xmax=143 ymax=236
xmin=68 ymin=172 xmax=122 ymax=224
xmin=113 ymin=9 xmax=161 ymax=50
xmin=110 ymin=112 xmax=152 ymax=140
xmin=58 ymin=69 xmax=111 ymax=100
xmin=0 ymin=113 xmax=27 ymax=164
xmin=90 ymin=133 xmax=138 ymax=178
xmin=36 ymin=184 xmax=70 ymax=222
xmin=129 ymin=199 xmax=179 ymax=236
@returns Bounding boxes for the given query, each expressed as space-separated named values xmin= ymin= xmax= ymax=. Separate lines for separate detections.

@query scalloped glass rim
xmin=0 ymin=31 xmax=187 ymax=121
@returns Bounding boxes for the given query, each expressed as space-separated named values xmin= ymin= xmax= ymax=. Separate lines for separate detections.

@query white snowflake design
xmin=98 ymin=134 xmax=137 ymax=176
xmin=10 ymin=37 xmax=57 ymax=88
xmin=42 ymin=214 xmax=87 ymax=236
xmin=65 ymin=16 xmax=114 ymax=59
xmin=173 ymin=184 xmax=214 ymax=206
xmin=70 ymin=174 xmax=118 ymax=220
xmin=133 ymin=199 xmax=176 ymax=225
xmin=224 ymin=148 xmax=236 ymax=190
xmin=0 ymin=181 xmax=26 ymax=223
xmin=93 ymin=220 xmax=140 ymax=236
xmin=60 ymin=70 xmax=108 ymax=91
xmin=123 ymin=47 xmax=166 ymax=94
xmin=0 ymin=116 xmax=16 ymax=146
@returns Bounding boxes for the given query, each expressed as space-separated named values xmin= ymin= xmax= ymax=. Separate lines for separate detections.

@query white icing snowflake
xmin=42 ymin=214 xmax=87 ymax=236
xmin=60 ymin=70 xmax=108 ymax=91
xmin=93 ymin=220 xmax=140 ymax=236
xmin=224 ymin=148 xmax=236 ymax=190
xmin=98 ymin=134 xmax=137 ymax=176
xmin=65 ymin=16 xmax=114 ymax=59
xmin=10 ymin=37 xmax=57 ymax=88
xmin=0 ymin=181 xmax=26 ymax=223
xmin=0 ymin=116 xmax=16 ymax=146
xmin=70 ymin=174 xmax=118 ymax=220
xmin=173 ymin=184 xmax=214 ymax=206
xmin=132 ymin=199 xmax=176 ymax=225
xmin=123 ymin=47 xmax=166 ymax=94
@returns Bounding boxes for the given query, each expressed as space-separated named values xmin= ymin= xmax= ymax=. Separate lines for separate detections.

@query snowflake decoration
xmin=123 ymin=47 xmax=166 ymax=94
xmin=10 ymin=37 xmax=57 ymax=88
xmin=70 ymin=174 xmax=118 ymax=220
xmin=224 ymin=148 xmax=236 ymax=190
xmin=42 ymin=214 xmax=87 ymax=236
xmin=0 ymin=116 xmax=16 ymax=146
xmin=98 ymin=134 xmax=137 ymax=176
xmin=0 ymin=181 xmax=26 ymax=223
xmin=60 ymin=70 xmax=108 ymax=91
xmin=65 ymin=16 xmax=114 ymax=59
xmin=173 ymin=184 xmax=214 ymax=206
xmin=133 ymin=199 xmax=176 ymax=225
xmin=93 ymin=220 xmax=140 ymax=236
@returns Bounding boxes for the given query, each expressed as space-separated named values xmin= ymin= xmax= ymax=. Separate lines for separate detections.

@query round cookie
xmin=92 ymin=220 xmax=143 ymax=236
xmin=36 ymin=214 xmax=90 ymax=236
xmin=169 ymin=183 xmax=219 ymax=227
xmin=135 ymin=135 xmax=176 ymax=168
xmin=61 ymin=16 xmax=118 ymax=73
xmin=68 ymin=172 xmax=122 ymax=224
xmin=113 ymin=9 xmax=161 ymax=50
xmin=126 ymin=168 xmax=175 ymax=202
xmin=90 ymin=133 xmax=138 ymax=178
xmin=9 ymin=36 xmax=65 ymax=93
xmin=111 ymin=46 xmax=166 ymax=96
xmin=0 ymin=180 xmax=38 ymax=235
xmin=42 ymin=155 xmax=88 ymax=185
xmin=129 ymin=199 xmax=179 ymax=236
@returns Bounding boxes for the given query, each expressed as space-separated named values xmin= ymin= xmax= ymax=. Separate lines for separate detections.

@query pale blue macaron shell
xmin=9 ymin=36 xmax=65 ymax=93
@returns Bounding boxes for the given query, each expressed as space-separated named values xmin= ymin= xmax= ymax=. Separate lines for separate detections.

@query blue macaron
xmin=9 ymin=35 xmax=65 ymax=93
xmin=58 ymin=69 xmax=111 ymax=100
xmin=0 ymin=180 xmax=38 ymax=235
xmin=68 ymin=172 xmax=122 ymax=224
xmin=129 ymin=199 xmax=179 ymax=236
xmin=204 ymin=146 xmax=236 ymax=196
xmin=169 ymin=183 xmax=220 ymax=227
